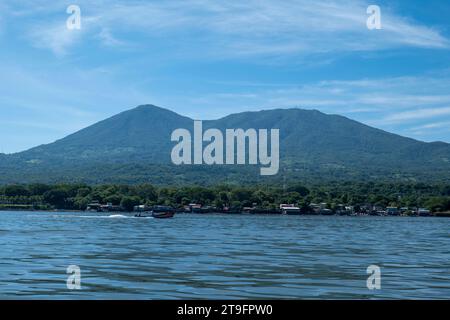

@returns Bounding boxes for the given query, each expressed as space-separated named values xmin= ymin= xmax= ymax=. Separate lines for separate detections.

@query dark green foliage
xmin=1 ymin=182 xmax=449 ymax=212
xmin=120 ymin=196 xmax=141 ymax=212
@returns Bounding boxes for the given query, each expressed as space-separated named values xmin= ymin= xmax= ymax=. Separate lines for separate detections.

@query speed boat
xmin=135 ymin=205 xmax=175 ymax=219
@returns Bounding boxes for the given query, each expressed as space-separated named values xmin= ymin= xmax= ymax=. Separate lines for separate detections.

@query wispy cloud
xmin=5 ymin=0 xmax=449 ymax=57
xmin=97 ymin=27 xmax=126 ymax=47
xmin=414 ymin=121 xmax=450 ymax=130
xmin=28 ymin=22 xmax=83 ymax=56
xmin=407 ymin=120 xmax=450 ymax=140
xmin=382 ymin=107 xmax=450 ymax=123
xmin=165 ymin=73 xmax=450 ymax=141
xmin=185 ymin=75 xmax=450 ymax=112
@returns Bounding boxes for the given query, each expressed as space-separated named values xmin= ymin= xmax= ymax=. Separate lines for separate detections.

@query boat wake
xmin=108 ymin=214 xmax=129 ymax=218
xmin=76 ymin=214 xmax=132 ymax=219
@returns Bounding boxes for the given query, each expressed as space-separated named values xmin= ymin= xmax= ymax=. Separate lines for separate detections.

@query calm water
xmin=0 ymin=211 xmax=450 ymax=299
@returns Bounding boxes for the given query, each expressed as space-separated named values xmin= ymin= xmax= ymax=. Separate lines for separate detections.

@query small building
xmin=86 ymin=202 xmax=101 ymax=212
xmin=418 ymin=208 xmax=431 ymax=216
xmin=280 ymin=204 xmax=301 ymax=215
xmin=386 ymin=207 xmax=400 ymax=216
xmin=183 ymin=203 xmax=202 ymax=213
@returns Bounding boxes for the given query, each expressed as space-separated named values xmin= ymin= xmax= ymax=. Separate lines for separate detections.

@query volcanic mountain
xmin=1 ymin=104 xmax=449 ymax=184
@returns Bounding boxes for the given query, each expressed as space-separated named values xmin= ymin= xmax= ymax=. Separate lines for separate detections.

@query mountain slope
xmin=1 ymin=104 xmax=450 ymax=184
xmin=15 ymin=105 xmax=192 ymax=164
xmin=209 ymin=108 xmax=450 ymax=167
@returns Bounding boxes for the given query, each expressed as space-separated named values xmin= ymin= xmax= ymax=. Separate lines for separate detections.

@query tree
xmin=28 ymin=183 xmax=51 ymax=196
xmin=43 ymin=189 xmax=69 ymax=208
xmin=134 ymin=184 xmax=158 ymax=201
xmin=4 ymin=185 xmax=29 ymax=197
xmin=425 ymin=197 xmax=450 ymax=212
xmin=287 ymin=184 xmax=310 ymax=197
xmin=120 ymin=196 xmax=141 ymax=212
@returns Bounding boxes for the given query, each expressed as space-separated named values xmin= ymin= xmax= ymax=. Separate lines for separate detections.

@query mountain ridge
xmin=1 ymin=104 xmax=450 ymax=185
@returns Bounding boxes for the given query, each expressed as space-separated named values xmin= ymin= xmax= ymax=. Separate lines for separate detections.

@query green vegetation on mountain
xmin=1 ymin=104 xmax=450 ymax=184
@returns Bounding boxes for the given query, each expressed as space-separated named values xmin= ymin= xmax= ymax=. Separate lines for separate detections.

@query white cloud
xmin=7 ymin=0 xmax=449 ymax=56
xmin=98 ymin=0 xmax=450 ymax=55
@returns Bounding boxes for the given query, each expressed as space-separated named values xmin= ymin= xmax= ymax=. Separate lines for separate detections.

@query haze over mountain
xmin=1 ymin=104 xmax=450 ymax=185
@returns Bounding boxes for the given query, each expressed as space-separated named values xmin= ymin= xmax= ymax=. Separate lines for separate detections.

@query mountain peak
xmin=133 ymin=104 xmax=165 ymax=111
xmin=125 ymin=104 xmax=191 ymax=120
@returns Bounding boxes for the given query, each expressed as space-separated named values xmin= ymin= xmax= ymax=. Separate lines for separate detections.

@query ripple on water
xmin=1 ymin=212 xmax=450 ymax=299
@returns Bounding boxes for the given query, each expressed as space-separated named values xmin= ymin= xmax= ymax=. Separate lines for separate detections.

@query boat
xmin=135 ymin=205 xmax=175 ymax=219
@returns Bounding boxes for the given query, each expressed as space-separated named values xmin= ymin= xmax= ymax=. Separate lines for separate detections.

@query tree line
xmin=1 ymin=182 xmax=450 ymax=213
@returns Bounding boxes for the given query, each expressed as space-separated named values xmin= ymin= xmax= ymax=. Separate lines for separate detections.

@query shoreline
xmin=1 ymin=208 xmax=450 ymax=217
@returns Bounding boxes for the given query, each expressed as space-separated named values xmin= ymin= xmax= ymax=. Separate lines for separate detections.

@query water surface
xmin=1 ymin=211 xmax=450 ymax=299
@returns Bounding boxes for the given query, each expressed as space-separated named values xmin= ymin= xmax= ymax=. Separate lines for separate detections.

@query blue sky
xmin=0 ymin=0 xmax=450 ymax=153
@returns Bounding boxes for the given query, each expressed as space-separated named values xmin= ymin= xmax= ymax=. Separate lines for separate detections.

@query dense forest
xmin=1 ymin=182 xmax=450 ymax=213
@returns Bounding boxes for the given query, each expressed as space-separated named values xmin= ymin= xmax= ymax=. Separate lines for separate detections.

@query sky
xmin=0 ymin=0 xmax=450 ymax=153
